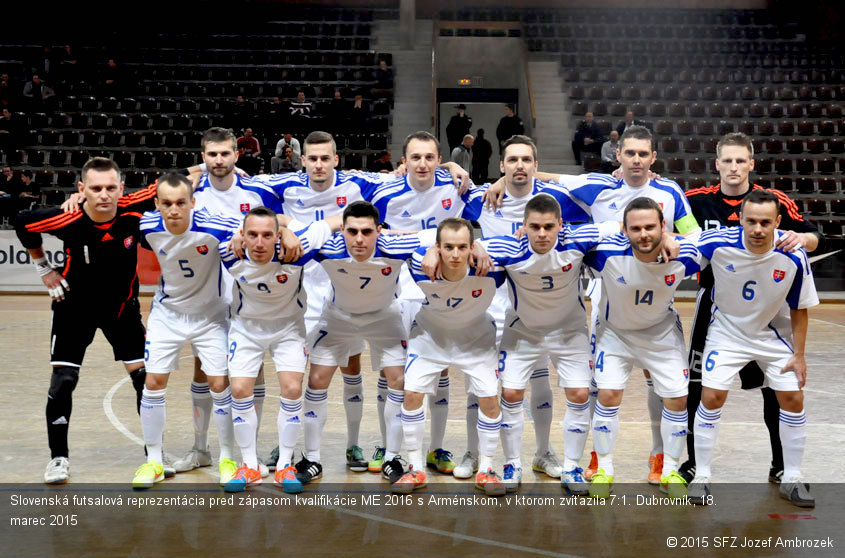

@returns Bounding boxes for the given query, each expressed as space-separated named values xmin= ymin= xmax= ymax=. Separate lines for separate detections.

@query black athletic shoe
xmin=382 ymin=457 xmax=404 ymax=483
xmin=678 ymin=460 xmax=696 ymax=484
xmin=768 ymin=466 xmax=784 ymax=484
xmin=294 ymin=456 xmax=323 ymax=484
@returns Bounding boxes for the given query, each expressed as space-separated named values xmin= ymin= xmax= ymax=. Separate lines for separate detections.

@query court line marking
xmin=102 ymin=377 xmax=574 ymax=558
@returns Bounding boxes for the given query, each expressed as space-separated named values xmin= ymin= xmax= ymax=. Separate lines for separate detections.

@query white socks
xmin=529 ymin=369 xmax=553 ymax=455
xmin=401 ymin=405 xmax=426 ymax=471
xmin=693 ymin=404 xmax=721 ymax=478
xmin=465 ymin=393 xmax=480 ymax=455
xmin=660 ymin=407 xmax=688 ymax=476
xmin=779 ymin=409 xmax=807 ymax=481
xmin=593 ymin=402 xmax=620 ymax=477
xmin=500 ymin=397 xmax=524 ymax=469
xmin=384 ymin=389 xmax=404 ymax=461
xmin=376 ymin=377 xmax=388 ymax=446
xmin=190 ymin=381 xmax=211 ymax=452
xmin=428 ymin=375 xmax=449 ymax=451
xmin=646 ymin=379 xmax=664 ymax=456
xmin=562 ymin=399 xmax=590 ymax=471
xmin=253 ymin=383 xmax=265 ymax=443
xmin=342 ymin=373 xmax=363 ymax=448
xmin=477 ymin=409 xmax=502 ymax=473
xmin=211 ymin=387 xmax=235 ymax=461
xmin=303 ymin=388 xmax=328 ymax=462
xmin=232 ymin=395 xmax=258 ymax=469
xmin=277 ymin=397 xmax=303 ymax=468
xmin=141 ymin=387 xmax=167 ymax=464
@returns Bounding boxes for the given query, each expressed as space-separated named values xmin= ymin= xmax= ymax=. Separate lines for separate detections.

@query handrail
xmin=431 ymin=21 xmax=437 ymax=131
xmin=520 ymin=22 xmax=537 ymax=129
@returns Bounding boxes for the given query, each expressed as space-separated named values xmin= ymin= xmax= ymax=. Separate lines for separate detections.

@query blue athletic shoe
xmin=502 ymin=463 xmax=522 ymax=493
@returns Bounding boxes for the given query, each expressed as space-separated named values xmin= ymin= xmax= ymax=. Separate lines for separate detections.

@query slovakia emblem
xmin=381 ymin=267 xmax=392 ymax=276
xmin=562 ymin=263 xmax=572 ymax=272
xmin=683 ymin=368 xmax=690 ymax=379
xmin=664 ymin=274 xmax=676 ymax=286
xmin=196 ymin=245 xmax=209 ymax=254
xmin=472 ymin=289 xmax=482 ymax=298
xmin=401 ymin=340 xmax=407 ymax=349
xmin=124 ymin=236 xmax=134 ymax=249
xmin=276 ymin=274 xmax=288 ymax=284
xmin=441 ymin=198 xmax=452 ymax=210
xmin=239 ymin=203 xmax=250 ymax=213
xmin=658 ymin=202 xmax=664 ymax=210
xmin=773 ymin=269 xmax=786 ymax=283
xmin=336 ymin=196 xmax=347 ymax=208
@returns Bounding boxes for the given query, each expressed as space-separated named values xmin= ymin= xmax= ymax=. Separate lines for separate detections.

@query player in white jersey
xmin=131 ymin=174 xmax=241 ymax=489
xmin=394 ymin=218 xmax=507 ymax=495
xmin=582 ymin=198 xmax=696 ymax=499
xmin=688 ymin=190 xmax=818 ymax=508
xmin=480 ymin=194 xmax=619 ymax=493
xmin=296 ymin=201 xmax=442 ymax=485
xmin=219 ymin=207 xmax=340 ymax=493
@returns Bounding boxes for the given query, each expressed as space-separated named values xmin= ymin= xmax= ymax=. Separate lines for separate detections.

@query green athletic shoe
xmin=346 ymin=445 xmax=368 ymax=472
xmin=368 ymin=446 xmax=386 ymax=473
xmin=132 ymin=461 xmax=164 ymax=490
xmin=218 ymin=457 xmax=238 ymax=486
xmin=426 ymin=448 xmax=456 ymax=474
xmin=660 ymin=470 xmax=689 ymax=499
xmin=589 ymin=468 xmax=614 ymax=499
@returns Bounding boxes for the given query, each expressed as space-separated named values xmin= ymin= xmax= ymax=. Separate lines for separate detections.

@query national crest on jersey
xmin=124 ymin=236 xmax=134 ymax=249
xmin=381 ymin=266 xmax=392 ymax=276
xmin=664 ymin=274 xmax=676 ymax=286
xmin=196 ymin=244 xmax=209 ymax=254
xmin=277 ymin=273 xmax=288 ymax=284
xmin=773 ymin=269 xmax=786 ymax=283
xmin=562 ymin=263 xmax=572 ymax=272
xmin=442 ymin=198 xmax=452 ymax=210
xmin=336 ymin=196 xmax=347 ymax=208
xmin=472 ymin=289 xmax=482 ymax=298
xmin=239 ymin=203 xmax=250 ymax=213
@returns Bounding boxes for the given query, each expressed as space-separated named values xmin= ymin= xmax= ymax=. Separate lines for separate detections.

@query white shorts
xmin=145 ymin=303 xmax=229 ymax=376
xmin=498 ymin=315 xmax=592 ymax=390
xmin=592 ymin=313 xmax=689 ymax=398
xmin=490 ymin=283 xmax=510 ymax=346
xmin=309 ymin=302 xmax=407 ymax=369
xmin=404 ymin=317 xmax=500 ymax=398
xmin=303 ymin=263 xmax=366 ymax=359
xmin=701 ymin=323 xmax=800 ymax=392
xmin=227 ymin=316 xmax=308 ymax=378
xmin=587 ymin=277 xmax=602 ymax=334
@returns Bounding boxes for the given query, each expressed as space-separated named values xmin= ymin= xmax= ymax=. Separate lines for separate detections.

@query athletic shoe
xmin=44 ymin=457 xmax=69 ymax=484
xmin=453 ymin=451 xmax=478 ymax=479
xmin=502 ymin=463 xmax=522 ymax=493
xmin=659 ymin=471 xmax=689 ymax=499
xmin=266 ymin=446 xmax=280 ymax=472
xmin=779 ymin=477 xmax=815 ymax=508
xmin=224 ymin=465 xmax=263 ymax=493
xmin=589 ymin=468 xmax=614 ymax=499
xmin=294 ymin=456 xmax=323 ymax=484
xmin=346 ymin=445 xmax=368 ymax=472
xmin=382 ymin=457 xmax=405 ymax=484
xmin=584 ymin=451 xmax=598 ymax=481
xmin=392 ymin=466 xmax=427 ymax=494
xmin=368 ymin=446 xmax=386 ymax=473
xmin=687 ymin=475 xmax=712 ymax=505
xmin=162 ymin=454 xmax=176 ymax=479
xmin=532 ymin=449 xmax=564 ymax=478
xmin=426 ymin=449 xmax=456 ymax=474
xmin=562 ymin=467 xmax=589 ymax=495
xmin=648 ymin=453 xmax=664 ymax=485
xmin=218 ymin=457 xmax=238 ymax=486
xmin=132 ymin=461 xmax=164 ymax=489
xmin=678 ymin=460 xmax=696 ymax=484
xmin=768 ymin=466 xmax=784 ymax=484
xmin=257 ymin=458 xmax=269 ymax=478
xmin=173 ymin=448 xmax=212 ymax=473
xmin=274 ymin=465 xmax=303 ymax=494
xmin=475 ymin=468 xmax=506 ymax=496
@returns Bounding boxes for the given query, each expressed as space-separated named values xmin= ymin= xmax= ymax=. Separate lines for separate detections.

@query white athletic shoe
xmin=257 ymin=458 xmax=269 ymax=478
xmin=162 ymin=454 xmax=176 ymax=478
xmin=687 ymin=475 xmax=712 ymax=505
xmin=44 ymin=457 xmax=69 ymax=484
xmin=453 ymin=451 xmax=478 ymax=479
xmin=532 ymin=450 xmax=564 ymax=478
xmin=172 ymin=448 xmax=212 ymax=473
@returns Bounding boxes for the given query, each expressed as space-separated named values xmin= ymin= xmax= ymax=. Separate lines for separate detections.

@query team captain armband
xmin=674 ymin=214 xmax=701 ymax=235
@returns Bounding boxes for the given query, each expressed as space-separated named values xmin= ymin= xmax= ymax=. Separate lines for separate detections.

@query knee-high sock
xmin=232 ymin=395 xmax=258 ymax=469
xmin=465 ymin=393 xmax=479 ymax=455
xmin=646 ymin=379 xmax=663 ymax=455
xmin=384 ymin=389 xmax=404 ymax=461
xmin=211 ymin=387 xmax=235 ymax=461
xmin=477 ymin=409 xmax=502 ymax=473
xmin=588 ymin=377 xmax=598 ymax=418
xmin=660 ymin=408 xmax=688 ymax=476
xmin=693 ymin=404 xmax=721 ymax=478
xmin=277 ymin=397 xmax=302 ymax=468
xmin=190 ymin=381 xmax=212 ymax=452
xmin=763 ymin=387 xmax=784 ymax=470
xmin=342 ymin=373 xmax=363 ymax=448
xmin=141 ymin=387 xmax=167 ymax=464
xmin=592 ymin=402 xmax=620 ymax=477
xmin=303 ymin=388 xmax=328 ymax=463
xmin=428 ymin=375 xmax=449 ymax=451
xmin=376 ymin=377 xmax=388 ymax=447
xmin=562 ymin=399 xmax=590 ymax=471
xmin=500 ymin=398 xmax=525 ymax=469
xmin=253 ymin=384 xmax=265 ymax=444
xmin=529 ymin=369 xmax=553 ymax=455
xmin=779 ymin=409 xmax=806 ymax=481
xmin=401 ymin=405 xmax=426 ymax=471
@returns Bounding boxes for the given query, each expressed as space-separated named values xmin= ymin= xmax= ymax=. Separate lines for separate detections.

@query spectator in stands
xmin=266 ymin=96 xmax=287 ymax=137
xmin=571 ymin=111 xmax=604 ymax=166
xmin=600 ymin=130 xmax=620 ymax=174
xmin=272 ymin=145 xmax=301 ymax=173
xmin=471 ymin=128 xmax=493 ymax=184
xmin=369 ymin=151 xmax=394 ymax=173
xmin=371 ymin=59 xmax=394 ymax=99
xmin=100 ymin=58 xmax=121 ymax=95
xmin=615 ymin=110 xmax=647 ymax=136
xmin=0 ymin=73 xmax=12 ymax=107
xmin=271 ymin=133 xmax=302 ymax=173
xmin=230 ymin=95 xmax=251 ymax=133
xmin=450 ymin=134 xmax=474 ymax=174
xmin=326 ymin=89 xmax=348 ymax=131
xmin=1 ymin=169 xmax=39 ymax=225
xmin=0 ymin=107 xmax=21 ymax=156
xmin=289 ymin=90 xmax=313 ymax=119
xmin=495 ymin=104 xmax=525 ymax=151
xmin=22 ymin=74 xmax=55 ymax=108
xmin=446 ymin=104 xmax=472 ymax=152
xmin=55 ymin=44 xmax=79 ymax=84
xmin=29 ymin=47 xmax=52 ymax=79
xmin=237 ymin=128 xmax=263 ymax=175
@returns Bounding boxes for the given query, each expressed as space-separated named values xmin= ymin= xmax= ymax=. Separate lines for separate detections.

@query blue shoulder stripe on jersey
xmin=696 ymin=227 xmax=743 ymax=259
xmin=536 ymin=180 xmax=592 ymax=223
xmin=314 ymin=233 xmax=349 ymax=260
xmin=568 ymin=175 xmax=622 ymax=206
xmin=651 ymin=178 xmax=692 ymax=220
xmin=336 ymin=170 xmax=383 ymax=201
xmin=583 ymin=247 xmax=632 ymax=272
xmin=780 ymin=247 xmax=807 ymax=310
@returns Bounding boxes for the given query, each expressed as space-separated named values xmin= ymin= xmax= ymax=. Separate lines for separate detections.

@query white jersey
xmin=584 ymin=233 xmax=702 ymax=331
xmin=482 ymin=222 xmax=617 ymax=331
xmin=221 ymin=221 xmax=333 ymax=321
xmin=193 ymin=174 xmax=283 ymax=217
xmin=696 ymin=227 xmax=819 ymax=345
xmin=268 ymin=169 xmax=388 ymax=223
xmin=140 ymin=208 xmax=239 ymax=316
xmin=408 ymin=247 xmax=505 ymax=331
xmin=567 ymin=174 xmax=700 ymax=235
xmin=314 ymin=230 xmax=436 ymax=315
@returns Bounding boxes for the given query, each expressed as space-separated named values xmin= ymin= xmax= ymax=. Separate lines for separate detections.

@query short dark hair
xmin=81 ymin=157 xmax=121 ymax=182
xmin=21 ymin=170 xmax=34 ymax=179
xmin=741 ymin=188 xmax=780 ymax=214
xmin=717 ymin=132 xmax=754 ymax=159
xmin=619 ymin=124 xmax=655 ymax=152
xmin=524 ymin=193 xmax=561 ymax=222
xmin=244 ymin=206 xmax=278 ymax=232
xmin=342 ymin=200 xmax=380 ymax=227
xmin=402 ymin=131 xmax=440 ymax=158
xmin=304 ymin=131 xmax=337 ymax=155
xmin=201 ymin=127 xmax=237 ymax=151
xmin=623 ymin=197 xmax=665 ymax=228
xmin=502 ymin=134 xmax=538 ymax=161
xmin=156 ymin=172 xmax=193 ymax=198
xmin=436 ymin=217 xmax=473 ymax=244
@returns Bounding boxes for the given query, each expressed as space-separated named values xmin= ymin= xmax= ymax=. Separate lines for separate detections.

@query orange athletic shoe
xmin=584 ymin=451 xmax=599 ymax=481
xmin=392 ymin=466 xmax=427 ymax=494
xmin=274 ymin=465 xmax=303 ymax=494
xmin=475 ymin=468 xmax=506 ymax=496
xmin=648 ymin=453 xmax=664 ymax=485
xmin=224 ymin=464 xmax=263 ymax=493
